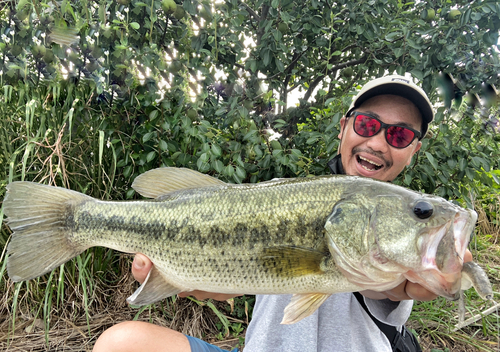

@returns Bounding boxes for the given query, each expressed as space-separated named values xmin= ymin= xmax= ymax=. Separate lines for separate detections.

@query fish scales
xmin=68 ymin=177 xmax=349 ymax=294
xmin=4 ymin=167 xmax=492 ymax=324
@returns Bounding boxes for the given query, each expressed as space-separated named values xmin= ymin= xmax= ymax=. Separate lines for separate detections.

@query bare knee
xmin=94 ymin=321 xmax=140 ymax=352
xmin=93 ymin=321 xmax=190 ymax=352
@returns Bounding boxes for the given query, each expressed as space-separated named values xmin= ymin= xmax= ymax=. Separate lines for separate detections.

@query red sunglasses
xmin=350 ymin=111 xmax=422 ymax=149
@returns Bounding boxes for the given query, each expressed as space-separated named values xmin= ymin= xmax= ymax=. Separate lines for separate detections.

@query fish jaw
xmin=405 ymin=209 xmax=477 ymax=299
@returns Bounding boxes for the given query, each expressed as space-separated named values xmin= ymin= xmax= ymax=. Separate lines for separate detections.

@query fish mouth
xmin=405 ymin=209 xmax=477 ymax=299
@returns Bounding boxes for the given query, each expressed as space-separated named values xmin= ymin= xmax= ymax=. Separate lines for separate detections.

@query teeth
xmin=359 ymin=156 xmax=381 ymax=167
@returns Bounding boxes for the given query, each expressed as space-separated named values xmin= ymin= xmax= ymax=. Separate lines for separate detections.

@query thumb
xmin=132 ymin=253 xmax=153 ymax=284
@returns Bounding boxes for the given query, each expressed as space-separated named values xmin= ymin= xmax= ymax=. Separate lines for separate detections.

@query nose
xmin=365 ymin=128 xmax=390 ymax=153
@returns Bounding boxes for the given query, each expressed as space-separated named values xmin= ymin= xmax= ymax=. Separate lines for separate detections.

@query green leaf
xmin=276 ymin=60 xmax=285 ymax=72
xmin=159 ymin=140 xmax=169 ymax=151
xmin=235 ymin=166 xmax=246 ymax=179
xmin=212 ymin=160 xmax=224 ymax=173
xmin=146 ymin=151 xmax=156 ymax=163
xmin=393 ymin=48 xmax=404 ymax=58
xmin=404 ymin=173 xmax=413 ymax=185
xmin=211 ymin=144 xmax=222 ymax=156
xmin=143 ymin=132 xmax=155 ymax=143
xmin=224 ymin=165 xmax=235 ymax=177
xmin=425 ymin=152 xmax=438 ymax=170
xmin=149 ymin=110 xmax=159 ymax=120
xmin=199 ymin=152 xmax=209 ymax=163
xmin=459 ymin=158 xmax=467 ymax=171
xmin=129 ymin=22 xmax=140 ymax=30
xmin=290 ymin=149 xmax=302 ymax=157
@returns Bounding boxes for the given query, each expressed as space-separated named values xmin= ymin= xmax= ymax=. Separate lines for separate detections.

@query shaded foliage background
xmin=0 ymin=0 xmax=499 ymax=350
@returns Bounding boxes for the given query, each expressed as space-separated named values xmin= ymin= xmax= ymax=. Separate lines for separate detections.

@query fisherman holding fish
xmin=5 ymin=75 xmax=484 ymax=352
xmin=90 ymin=75 xmax=473 ymax=352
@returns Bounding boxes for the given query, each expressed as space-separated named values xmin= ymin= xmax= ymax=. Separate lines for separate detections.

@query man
xmin=93 ymin=75 xmax=473 ymax=352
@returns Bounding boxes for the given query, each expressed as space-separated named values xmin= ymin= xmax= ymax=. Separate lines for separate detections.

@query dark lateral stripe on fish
xmin=74 ymin=212 xmax=167 ymax=240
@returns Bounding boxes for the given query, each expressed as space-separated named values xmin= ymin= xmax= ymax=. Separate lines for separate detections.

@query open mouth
xmin=357 ymin=155 xmax=383 ymax=171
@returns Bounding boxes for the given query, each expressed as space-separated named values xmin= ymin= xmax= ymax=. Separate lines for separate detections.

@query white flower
xmin=10 ymin=30 xmax=15 ymax=36
xmin=104 ymin=50 xmax=109 ymax=56
xmin=99 ymin=76 xmax=105 ymax=82
xmin=105 ymin=69 xmax=109 ymax=75
xmin=95 ymin=31 xmax=99 ymax=37
xmin=41 ymin=32 xmax=46 ymax=38
xmin=106 ymin=138 xmax=111 ymax=148
xmin=124 ymin=7 xmax=129 ymax=13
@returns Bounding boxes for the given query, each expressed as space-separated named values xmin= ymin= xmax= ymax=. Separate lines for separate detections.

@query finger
xmin=405 ymin=281 xmax=438 ymax=301
xmin=132 ymin=253 xmax=153 ymax=284
xmin=464 ymin=249 xmax=472 ymax=262
xmin=385 ymin=281 xmax=411 ymax=301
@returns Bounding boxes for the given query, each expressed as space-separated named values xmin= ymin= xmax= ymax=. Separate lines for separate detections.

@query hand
xmin=360 ymin=250 xmax=473 ymax=301
xmin=132 ymin=253 xmax=242 ymax=301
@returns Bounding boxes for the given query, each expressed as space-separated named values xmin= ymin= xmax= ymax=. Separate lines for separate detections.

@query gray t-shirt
xmin=243 ymin=293 xmax=413 ymax=352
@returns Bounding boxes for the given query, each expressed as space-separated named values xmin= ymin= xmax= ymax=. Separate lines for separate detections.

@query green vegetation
xmin=0 ymin=0 xmax=499 ymax=350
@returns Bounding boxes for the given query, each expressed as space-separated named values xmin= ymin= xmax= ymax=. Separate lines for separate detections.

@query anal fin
xmin=281 ymin=293 xmax=331 ymax=324
xmin=127 ymin=266 xmax=184 ymax=306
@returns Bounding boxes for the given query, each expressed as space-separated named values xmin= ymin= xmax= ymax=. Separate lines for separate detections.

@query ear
xmin=338 ymin=116 xmax=347 ymax=140
xmin=406 ymin=141 xmax=422 ymax=166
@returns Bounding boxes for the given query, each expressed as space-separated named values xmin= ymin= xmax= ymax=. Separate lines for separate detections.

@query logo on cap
xmin=391 ymin=78 xmax=410 ymax=84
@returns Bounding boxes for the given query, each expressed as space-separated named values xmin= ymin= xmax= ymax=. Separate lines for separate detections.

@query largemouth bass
xmin=3 ymin=168 xmax=492 ymax=324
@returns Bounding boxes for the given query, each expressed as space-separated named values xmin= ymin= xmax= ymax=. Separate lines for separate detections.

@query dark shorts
xmin=186 ymin=335 xmax=239 ymax=352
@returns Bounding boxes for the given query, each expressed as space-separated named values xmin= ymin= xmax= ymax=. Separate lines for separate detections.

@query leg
xmin=93 ymin=321 xmax=191 ymax=352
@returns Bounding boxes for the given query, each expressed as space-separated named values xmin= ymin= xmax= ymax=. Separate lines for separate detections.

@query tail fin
xmin=4 ymin=182 xmax=93 ymax=282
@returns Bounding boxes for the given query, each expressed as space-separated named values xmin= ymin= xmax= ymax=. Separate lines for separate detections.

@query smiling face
xmin=338 ymin=95 xmax=423 ymax=182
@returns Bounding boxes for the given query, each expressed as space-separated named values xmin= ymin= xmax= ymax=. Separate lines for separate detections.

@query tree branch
xmin=303 ymin=55 xmax=368 ymax=102
xmin=238 ymin=1 xmax=261 ymax=21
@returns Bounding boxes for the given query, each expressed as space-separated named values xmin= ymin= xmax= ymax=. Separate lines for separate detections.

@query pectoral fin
xmin=281 ymin=293 xmax=331 ymax=324
xmin=127 ymin=266 xmax=184 ymax=306
xmin=260 ymin=246 xmax=327 ymax=278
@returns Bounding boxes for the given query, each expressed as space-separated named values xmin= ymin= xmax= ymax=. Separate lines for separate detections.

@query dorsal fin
xmin=132 ymin=167 xmax=226 ymax=199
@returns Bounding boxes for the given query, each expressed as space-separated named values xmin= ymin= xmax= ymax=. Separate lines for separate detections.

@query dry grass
xmin=0 ymin=255 xmax=236 ymax=352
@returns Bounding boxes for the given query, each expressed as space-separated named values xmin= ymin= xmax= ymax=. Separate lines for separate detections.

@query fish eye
xmin=414 ymin=201 xmax=433 ymax=219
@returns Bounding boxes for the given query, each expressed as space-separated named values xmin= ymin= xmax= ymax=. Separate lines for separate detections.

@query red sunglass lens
xmin=354 ymin=115 xmax=381 ymax=137
xmin=386 ymin=126 xmax=415 ymax=148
